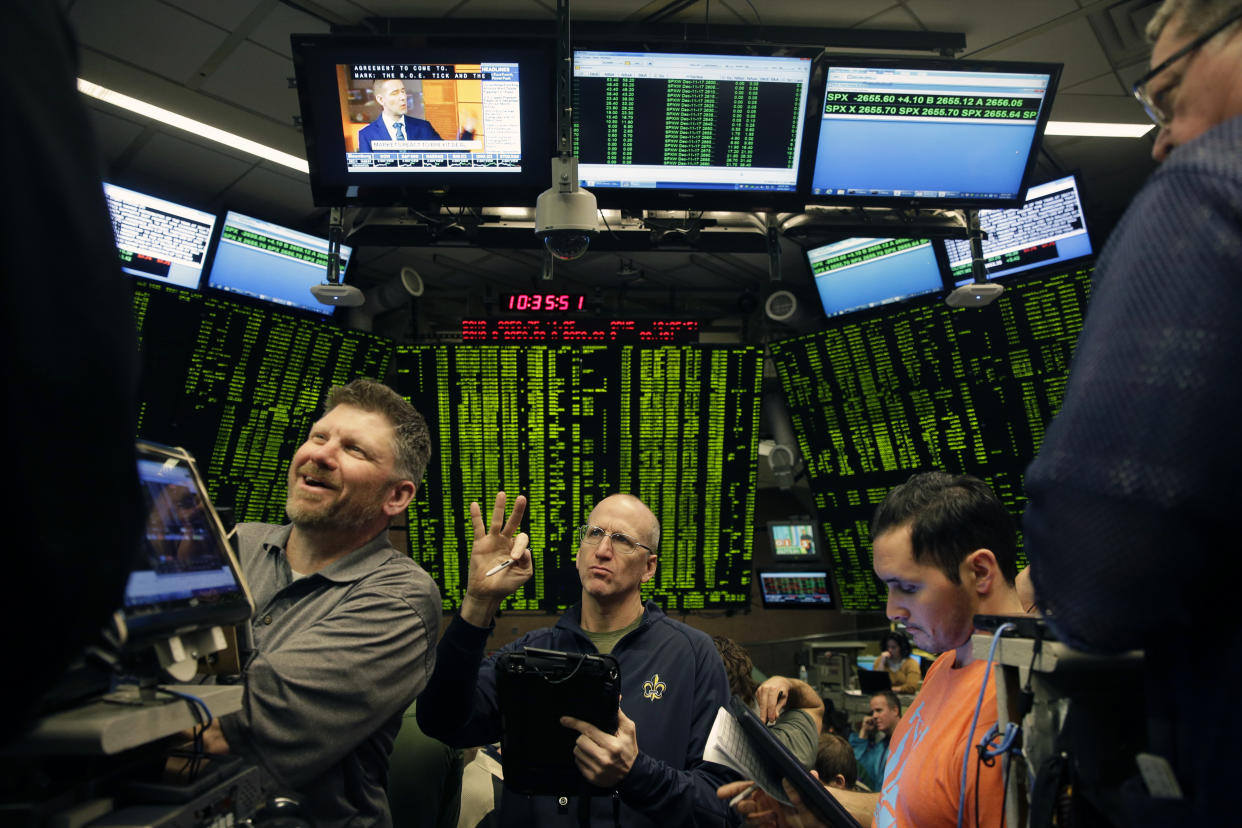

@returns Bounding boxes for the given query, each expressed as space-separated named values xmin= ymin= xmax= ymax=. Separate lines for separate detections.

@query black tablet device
xmin=495 ymin=647 xmax=621 ymax=795
xmin=729 ymin=697 xmax=862 ymax=828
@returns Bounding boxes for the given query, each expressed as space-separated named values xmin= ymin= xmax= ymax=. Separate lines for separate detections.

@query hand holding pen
xmin=459 ymin=491 xmax=531 ymax=627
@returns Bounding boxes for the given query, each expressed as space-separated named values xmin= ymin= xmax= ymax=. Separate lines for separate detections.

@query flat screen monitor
xmin=103 ymin=182 xmax=217 ymax=290
xmin=808 ymin=58 xmax=1060 ymax=208
xmin=757 ymin=570 xmax=834 ymax=609
xmin=573 ymin=48 xmax=814 ymax=209
xmin=807 ymin=237 xmax=945 ymax=318
xmin=768 ymin=520 xmax=821 ymax=561
xmin=206 ymin=211 xmax=349 ymax=317
xmin=942 ymin=174 xmax=1094 ymax=284
xmin=126 ymin=441 xmax=252 ymax=648
xmin=291 ymin=35 xmax=553 ymax=206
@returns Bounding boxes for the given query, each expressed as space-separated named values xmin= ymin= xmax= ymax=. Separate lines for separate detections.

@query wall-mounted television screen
xmin=768 ymin=520 xmax=821 ymax=561
xmin=572 ymin=47 xmax=814 ymax=209
xmin=291 ymin=35 xmax=554 ymax=206
xmin=806 ymin=237 xmax=945 ymax=318
xmin=757 ymin=570 xmax=834 ymax=608
xmin=205 ymin=211 xmax=349 ymax=318
xmin=942 ymin=173 xmax=1093 ymax=284
xmin=808 ymin=58 xmax=1060 ymax=208
xmin=103 ymin=182 xmax=216 ymax=290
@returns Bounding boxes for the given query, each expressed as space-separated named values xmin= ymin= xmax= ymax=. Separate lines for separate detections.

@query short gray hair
xmin=1147 ymin=0 xmax=1242 ymax=42
xmin=325 ymin=378 xmax=430 ymax=484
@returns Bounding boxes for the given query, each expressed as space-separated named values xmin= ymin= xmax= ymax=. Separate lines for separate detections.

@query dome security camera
xmin=535 ymin=156 xmax=597 ymax=261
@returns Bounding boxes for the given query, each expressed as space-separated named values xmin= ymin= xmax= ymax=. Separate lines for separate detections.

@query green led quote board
xmin=769 ymin=267 xmax=1093 ymax=611
xmin=396 ymin=344 xmax=764 ymax=612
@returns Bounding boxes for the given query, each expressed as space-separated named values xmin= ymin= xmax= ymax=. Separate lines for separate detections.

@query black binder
xmin=495 ymin=647 xmax=621 ymax=795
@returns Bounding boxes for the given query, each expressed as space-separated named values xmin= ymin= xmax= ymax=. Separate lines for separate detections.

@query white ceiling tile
xmin=1060 ymin=71 xmax=1127 ymax=96
xmin=69 ymin=0 xmax=229 ymax=84
xmin=162 ymin=0 xmax=257 ymax=30
xmin=85 ymin=106 xmax=148 ymax=167
xmin=908 ymin=0 xmax=1080 ymax=55
xmin=249 ymin=3 xmax=331 ymax=59
xmin=127 ymin=131 xmax=255 ymax=197
xmin=965 ymin=17 xmax=1113 ymax=88
xmin=199 ymin=40 xmax=301 ymax=126
xmin=217 ymin=165 xmax=317 ymax=227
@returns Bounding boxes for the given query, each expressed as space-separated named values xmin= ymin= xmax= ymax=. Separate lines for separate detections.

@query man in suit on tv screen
xmin=356 ymin=77 xmax=441 ymax=152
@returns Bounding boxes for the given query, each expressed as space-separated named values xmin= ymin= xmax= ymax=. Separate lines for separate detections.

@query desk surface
xmin=14 ymin=684 xmax=243 ymax=755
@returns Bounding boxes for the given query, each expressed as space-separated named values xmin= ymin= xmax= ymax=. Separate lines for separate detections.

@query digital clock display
xmin=503 ymin=293 xmax=587 ymax=312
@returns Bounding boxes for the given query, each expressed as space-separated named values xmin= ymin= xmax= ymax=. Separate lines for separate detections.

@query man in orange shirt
xmin=721 ymin=472 xmax=1025 ymax=827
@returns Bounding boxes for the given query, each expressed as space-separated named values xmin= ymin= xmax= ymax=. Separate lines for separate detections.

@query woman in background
xmin=873 ymin=630 xmax=921 ymax=694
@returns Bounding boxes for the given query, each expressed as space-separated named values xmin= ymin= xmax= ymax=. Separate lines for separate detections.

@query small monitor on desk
xmin=758 ymin=570 xmax=834 ymax=608
xmin=125 ymin=441 xmax=253 ymax=652
xmin=768 ymin=520 xmax=822 ymax=562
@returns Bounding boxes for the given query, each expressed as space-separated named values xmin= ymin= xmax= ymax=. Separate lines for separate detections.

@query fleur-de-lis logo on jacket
xmin=642 ymin=673 xmax=666 ymax=701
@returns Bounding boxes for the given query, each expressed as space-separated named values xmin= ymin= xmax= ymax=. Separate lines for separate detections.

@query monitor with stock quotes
xmin=769 ymin=266 xmax=1093 ymax=611
xmin=809 ymin=57 xmax=1059 ymax=208
xmin=806 ymin=237 xmax=946 ymax=318
xmin=941 ymin=174 xmax=1093 ymax=284
xmin=103 ymin=182 xmax=216 ymax=290
xmin=206 ymin=211 xmax=351 ymax=318
xmin=573 ymin=48 xmax=813 ymax=209
xmin=757 ymin=570 xmax=834 ymax=608
xmin=395 ymin=344 xmax=764 ymax=612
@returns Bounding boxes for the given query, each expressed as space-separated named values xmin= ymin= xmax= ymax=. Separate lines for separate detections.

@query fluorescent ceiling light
xmin=77 ymin=78 xmax=309 ymax=173
xmin=1045 ymin=120 xmax=1154 ymax=138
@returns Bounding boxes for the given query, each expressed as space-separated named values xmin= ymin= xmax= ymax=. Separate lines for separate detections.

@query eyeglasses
xmin=576 ymin=524 xmax=654 ymax=555
xmin=1131 ymin=7 xmax=1242 ymax=128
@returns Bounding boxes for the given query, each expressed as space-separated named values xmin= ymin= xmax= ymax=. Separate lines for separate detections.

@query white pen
xmin=484 ymin=559 xmax=515 ymax=577
xmin=728 ymin=782 xmax=758 ymax=808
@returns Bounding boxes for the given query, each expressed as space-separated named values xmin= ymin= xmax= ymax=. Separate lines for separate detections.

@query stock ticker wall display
xmin=131 ymin=281 xmax=393 ymax=524
xmin=396 ymin=344 xmax=764 ymax=613
xmin=769 ymin=267 xmax=1092 ymax=611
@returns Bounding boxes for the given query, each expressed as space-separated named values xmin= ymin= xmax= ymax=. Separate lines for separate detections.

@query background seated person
xmin=815 ymin=733 xmax=860 ymax=791
xmin=872 ymin=630 xmax=921 ymax=693
xmin=357 ymin=78 xmax=441 ymax=152
xmin=417 ymin=492 xmax=737 ymax=827
xmin=847 ymin=690 xmax=901 ymax=791
xmin=714 ymin=635 xmax=823 ymax=769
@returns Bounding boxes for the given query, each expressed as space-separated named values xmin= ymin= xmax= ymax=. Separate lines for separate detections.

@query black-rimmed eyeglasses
xmin=576 ymin=524 xmax=654 ymax=555
xmin=1131 ymin=7 xmax=1242 ymax=128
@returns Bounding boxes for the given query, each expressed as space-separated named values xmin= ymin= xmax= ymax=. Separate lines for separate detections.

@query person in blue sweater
xmin=1023 ymin=1 xmax=1242 ymax=823
xmin=846 ymin=690 xmax=900 ymax=791
xmin=417 ymin=492 xmax=738 ymax=827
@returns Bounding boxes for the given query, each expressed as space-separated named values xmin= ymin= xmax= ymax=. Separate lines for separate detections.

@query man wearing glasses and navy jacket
xmin=417 ymin=492 xmax=738 ymax=827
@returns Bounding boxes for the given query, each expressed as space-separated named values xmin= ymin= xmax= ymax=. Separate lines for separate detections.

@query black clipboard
xmin=729 ymin=696 xmax=863 ymax=828
xmin=495 ymin=647 xmax=621 ymax=795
